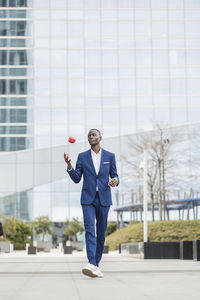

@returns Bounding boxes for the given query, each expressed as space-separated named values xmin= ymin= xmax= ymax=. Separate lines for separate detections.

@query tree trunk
xmin=151 ymin=193 xmax=155 ymax=222
xmin=42 ymin=230 xmax=45 ymax=242
xmin=158 ymin=160 xmax=162 ymax=221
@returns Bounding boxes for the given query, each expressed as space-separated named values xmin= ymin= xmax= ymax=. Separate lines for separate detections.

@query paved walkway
xmin=0 ymin=250 xmax=200 ymax=300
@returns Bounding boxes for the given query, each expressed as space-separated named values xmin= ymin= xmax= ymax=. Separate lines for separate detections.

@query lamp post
xmin=140 ymin=150 xmax=148 ymax=242
xmin=143 ymin=150 xmax=148 ymax=242
xmin=162 ymin=138 xmax=170 ymax=221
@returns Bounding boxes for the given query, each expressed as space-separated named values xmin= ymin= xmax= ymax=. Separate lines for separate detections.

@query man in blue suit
xmin=64 ymin=129 xmax=119 ymax=278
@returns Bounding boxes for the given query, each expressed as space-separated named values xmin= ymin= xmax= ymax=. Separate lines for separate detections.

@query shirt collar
xmin=91 ymin=148 xmax=102 ymax=156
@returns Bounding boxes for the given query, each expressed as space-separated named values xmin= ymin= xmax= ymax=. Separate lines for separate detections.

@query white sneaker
xmin=96 ymin=267 xmax=103 ymax=278
xmin=82 ymin=263 xmax=98 ymax=278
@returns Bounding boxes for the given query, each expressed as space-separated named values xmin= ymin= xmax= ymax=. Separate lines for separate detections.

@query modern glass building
xmin=0 ymin=0 xmax=33 ymax=152
xmin=0 ymin=0 xmax=33 ymax=221
xmin=1 ymin=0 xmax=200 ymax=222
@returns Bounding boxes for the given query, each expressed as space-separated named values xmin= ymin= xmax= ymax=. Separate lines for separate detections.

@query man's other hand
xmin=108 ymin=178 xmax=118 ymax=187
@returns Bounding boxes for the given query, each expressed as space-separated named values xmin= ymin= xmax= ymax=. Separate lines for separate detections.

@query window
xmin=153 ymin=78 xmax=169 ymax=95
xmin=9 ymin=50 xmax=28 ymax=65
xmin=51 ymin=21 xmax=67 ymax=38
xmin=10 ymin=109 xmax=27 ymax=122
xmin=102 ymin=22 xmax=117 ymax=38
xmin=10 ymin=39 xmax=26 ymax=47
xmin=186 ymin=22 xmax=200 ymax=38
xmin=0 ymin=21 xmax=27 ymax=36
xmin=10 ymin=137 xmax=26 ymax=151
xmin=85 ymin=21 xmax=100 ymax=39
xmin=85 ymin=79 xmax=101 ymax=97
xmin=102 ymin=79 xmax=118 ymax=96
xmin=0 ymin=98 xmax=29 ymax=106
xmin=9 ymin=80 xmax=27 ymax=94
xmin=0 ymin=80 xmax=6 ymax=94
xmin=0 ymin=125 xmax=27 ymax=134
xmin=0 ymin=50 xmax=7 ymax=64
xmin=0 ymin=68 xmax=28 ymax=76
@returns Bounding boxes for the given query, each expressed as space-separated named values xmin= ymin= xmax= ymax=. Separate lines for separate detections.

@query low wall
xmin=120 ymin=242 xmax=180 ymax=259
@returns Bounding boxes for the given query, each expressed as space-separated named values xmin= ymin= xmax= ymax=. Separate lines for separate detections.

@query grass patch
xmin=105 ymin=220 xmax=200 ymax=250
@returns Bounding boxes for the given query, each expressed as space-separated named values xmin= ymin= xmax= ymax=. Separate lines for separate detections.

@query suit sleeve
xmin=67 ymin=154 xmax=83 ymax=183
xmin=110 ymin=154 xmax=119 ymax=186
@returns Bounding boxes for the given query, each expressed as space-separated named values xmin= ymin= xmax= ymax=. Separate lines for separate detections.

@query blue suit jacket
xmin=67 ymin=148 xmax=119 ymax=206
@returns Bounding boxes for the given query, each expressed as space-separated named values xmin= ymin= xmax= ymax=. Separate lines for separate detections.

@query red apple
xmin=68 ymin=136 xmax=76 ymax=143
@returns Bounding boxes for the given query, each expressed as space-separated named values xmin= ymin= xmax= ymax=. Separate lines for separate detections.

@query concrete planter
xmin=63 ymin=245 xmax=73 ymax=254
xmin=121 ymin=242 xmax=144 ymax=258
xmin=71 ymin=241 xmax=84 ymax=251
xmin=121 ymin=242 xmax=180 ymax=259
xmin=0 ymin=241 xmax=11 ymax=253
xmin=36 ymin=241 xmax=52 ymax=252
xmin=28 ymin=246 xmax=37 ymax=255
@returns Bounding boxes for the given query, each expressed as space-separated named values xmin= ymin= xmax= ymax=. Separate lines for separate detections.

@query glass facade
xmin=0 ymin=0 xmax=33 ymax=152
xmin=0 ymin=0 xmax=33 ymax=221
xmin=1 ymin=0 xmax=200 ymax=222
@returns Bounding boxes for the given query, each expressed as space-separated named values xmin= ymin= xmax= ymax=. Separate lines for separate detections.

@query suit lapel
xmin=98 ymin=148 xmax=104 ymax=176
xmin=87 ymin=149 xmax=96 ymax=176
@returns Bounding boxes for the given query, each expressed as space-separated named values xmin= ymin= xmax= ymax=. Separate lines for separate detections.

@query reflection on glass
xmin=0 ymin=50 xmax=28 ymax=65
xmin=0 ymin=137 xmax=30 ymax=151
xmin=0 ymin=21 xmax=28 ymax=36
xmin=0 ymin=79 xmax=28 ymax=94
xmin=0 ymin=68 xmax=29 ymax=76
xmin=0 ymin=0 xmax=28 ymax=8
xmin=0 ymin=97 xmax=31 ymax=105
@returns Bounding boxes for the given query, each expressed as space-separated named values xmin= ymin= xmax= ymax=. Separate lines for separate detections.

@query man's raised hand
xmin=64 ymin=152 xmax=72 ymax=170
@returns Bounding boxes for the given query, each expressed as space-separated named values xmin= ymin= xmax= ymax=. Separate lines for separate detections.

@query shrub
xmin=3 ymin=217 xmax=32 ymax=250
xmin=105 ymin=220 xmax=200 ymax=250
xmin=106 ymin=222 xmax=118 ymax=237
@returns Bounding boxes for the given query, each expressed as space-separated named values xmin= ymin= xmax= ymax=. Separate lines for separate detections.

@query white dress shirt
xmin=91 ymin=148 xmax=102 ymax=191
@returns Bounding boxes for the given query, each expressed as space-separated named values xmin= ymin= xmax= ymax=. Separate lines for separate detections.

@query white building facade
xmin=1 ymin=0 xmax=200 ymax=222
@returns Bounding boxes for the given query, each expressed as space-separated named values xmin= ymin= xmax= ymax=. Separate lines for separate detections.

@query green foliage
xmin=105 ymin=220 xmax=200 ymax=250
xmin=0 ymin=236 xmax=9 ymax=241
xmin=106 ymin=222 xmax=118 ymax=237
xmin=14 ymin=242 xmax=26 ymax=250
xmin=64 ymin=217 xmax=84 ymax=241
xmin=52 ymin=234 xmax=58 ymax=246
xmin=2 ymin=217 xmax=31 ymax=250
xmin=32 ymin=216 xmax=54 ymax=242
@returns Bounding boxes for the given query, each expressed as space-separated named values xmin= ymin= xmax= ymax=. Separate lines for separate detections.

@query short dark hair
xmin=88 ymin=128 xmax=101 ymax=135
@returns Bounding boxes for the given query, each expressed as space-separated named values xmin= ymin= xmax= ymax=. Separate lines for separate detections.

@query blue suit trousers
xmin=82 ymin=191 xmax=110 ymax=267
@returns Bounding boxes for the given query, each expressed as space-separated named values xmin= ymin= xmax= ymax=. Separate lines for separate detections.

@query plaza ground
xmin=0 ymin=250 xmax=200 ymax=300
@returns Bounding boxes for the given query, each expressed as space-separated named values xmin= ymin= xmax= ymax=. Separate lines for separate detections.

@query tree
xmin=32 ymin=216 xmax=54 ymax=242
xmin=121 ymin=124 xmax=183 ymax=221
xmin=2 ymin=216 xmax=31 ymax=249
xmin=64 ymin=217 xmax=84 ymax=242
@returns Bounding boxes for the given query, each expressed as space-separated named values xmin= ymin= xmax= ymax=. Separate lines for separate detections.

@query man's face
xmin=88 ymin=130 xmax=102 ymax=146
